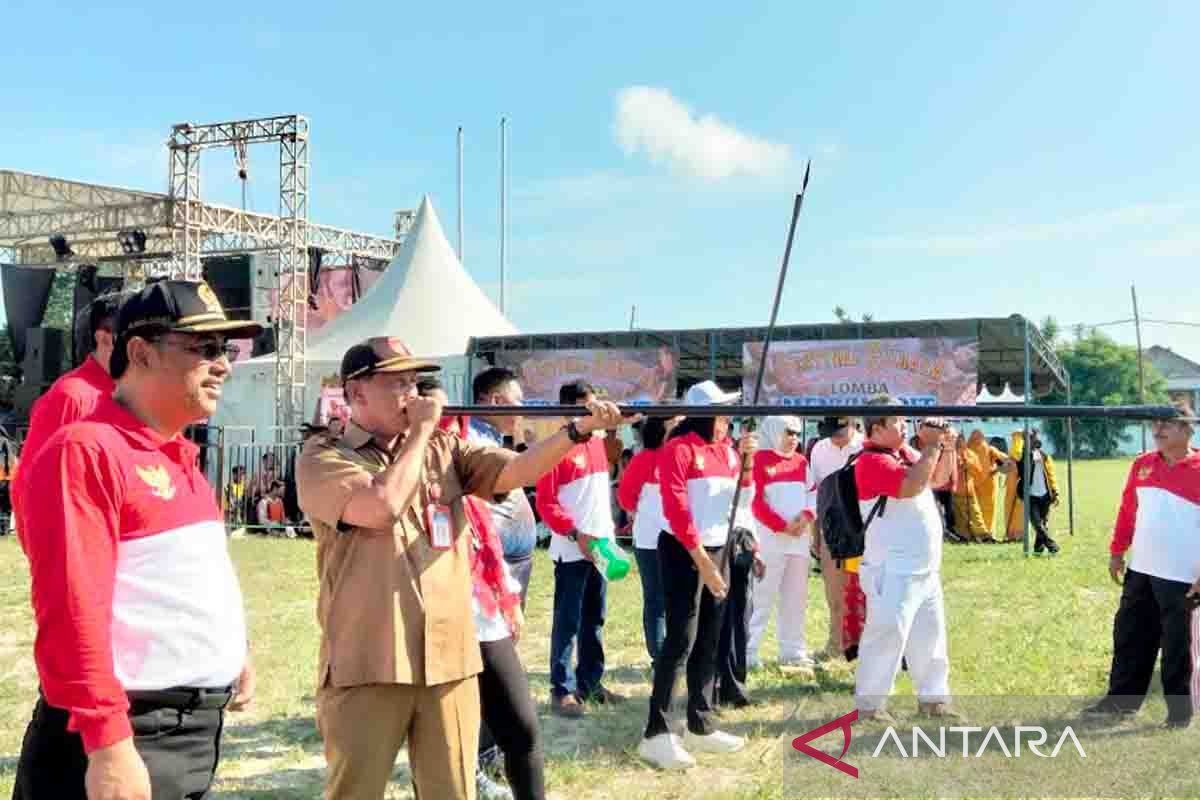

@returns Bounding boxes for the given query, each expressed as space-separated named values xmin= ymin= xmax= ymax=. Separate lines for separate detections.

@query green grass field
xmin=1 ymin=458 xmax=1195 ymax=799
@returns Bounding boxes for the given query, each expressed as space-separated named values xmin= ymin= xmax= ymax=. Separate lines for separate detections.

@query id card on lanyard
xmin=425 ymin=503 xmax=453 ymax=550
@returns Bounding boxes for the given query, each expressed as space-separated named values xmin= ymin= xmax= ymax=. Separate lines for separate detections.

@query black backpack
xmin=816 ymin=451 xmax=887 ymax=562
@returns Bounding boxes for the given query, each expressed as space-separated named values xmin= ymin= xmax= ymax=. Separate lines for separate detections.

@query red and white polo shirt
xmin=855 ymin=445 xmax=943 ymax=575
xmin=536 ymin=434 xmax=615 ymax=563
xmin=19 ymin=395 xmax=247 ymax=753
xmin=752 ymin=449 xmax=815 ymax=555
xmin=659 ymin=432 xmax=753 ymax=550
xmin=617 ymin=447 xmax=667 ymax=550
xmin=1111 ymin=449 xmax=1200 ymax=584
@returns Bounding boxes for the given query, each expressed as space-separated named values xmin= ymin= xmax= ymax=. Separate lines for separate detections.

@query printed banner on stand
xmin=315 ymin=385 xmax=350 ymax=426
xmin=743 ymin=338 xmax=979 ymax=407
xmin=493 ymin=348 xmax=677 ymax=405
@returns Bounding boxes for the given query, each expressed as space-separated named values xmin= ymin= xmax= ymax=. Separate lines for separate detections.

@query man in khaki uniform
xmin=297 ymin=336 xmax=624 ymax=800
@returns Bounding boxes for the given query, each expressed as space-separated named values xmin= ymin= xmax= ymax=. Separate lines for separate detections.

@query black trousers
xmin=476 ymin=638 xmax=545 ymax=800
xmin=13 ymin=696 xmax=225 ymax=799
xmin=479 ymin=551 xmax=536 ymax=768
xmin=1104 ymin=569 xmax=1195 ymax=723
xmin=1029 ymin=494 xmax=1057 ymax=550
xmin=932 ymin=489 xmax=956 ymax=535
xmin=645 ymin=532 xmax=728 ymax=739
xmin=714 ymin=550 xmax=753 ymax=706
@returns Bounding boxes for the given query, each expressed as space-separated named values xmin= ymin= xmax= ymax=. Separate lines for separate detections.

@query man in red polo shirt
xmin=12 ymin=291 xmax=128 ymax=543
xmin=1086 ymin=401 xmax=1199 ymax=729
xmin=13 ymin=279 xmax=259 ymax=800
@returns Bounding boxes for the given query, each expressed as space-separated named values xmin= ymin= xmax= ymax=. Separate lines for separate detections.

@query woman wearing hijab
xmin=637 ymin=381 xmax=755 ymax=770
xmin=747 ymin=415 xmax=816 ymax=670
xmin=967 ymin=429 xmax=1009 ymax=534
xmin=952 ymin=435 xmax=992 ymax=542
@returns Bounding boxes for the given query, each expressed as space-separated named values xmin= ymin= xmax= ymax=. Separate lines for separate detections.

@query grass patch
xmin=0 ymin=458 xmax=1193 ymax=798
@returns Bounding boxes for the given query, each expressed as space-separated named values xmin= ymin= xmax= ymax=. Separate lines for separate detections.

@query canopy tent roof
xmin=468 ymin=315 xmax=1067 ymax=398
xmin=284 ymin=193 xmax=516 ymax=363
xmin=210 ymin=195 xmax=513 ymax=430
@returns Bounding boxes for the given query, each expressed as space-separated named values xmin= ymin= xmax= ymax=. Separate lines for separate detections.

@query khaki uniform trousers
xmin=817 ymin=536 xmax=847 ymax=654
xmin=317 ymin=678 xmax=480 ymax=800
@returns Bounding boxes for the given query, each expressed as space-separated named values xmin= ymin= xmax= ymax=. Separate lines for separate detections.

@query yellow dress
xmin=952 ymin=449 xmax=989 ymax=539
xmin=967 ymin=431 xmax=1007 ymax=534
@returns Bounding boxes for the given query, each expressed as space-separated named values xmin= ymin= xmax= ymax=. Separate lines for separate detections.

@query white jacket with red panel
xmin=752 ymin=449 xmax=816 ymax=556
xmin=617 ymin=447 xmax=667 ymax=550
xmin=658 ymin=432 xmax=753 ymax=550
xmin=536 ymin=434 xmax=615 ymax=563
xmin=1111 ymin=449 xmax=1200 ymax=584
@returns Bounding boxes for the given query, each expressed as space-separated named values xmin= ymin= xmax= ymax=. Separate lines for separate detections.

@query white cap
xmin=683 ymin=380 xmax=741 ymax=406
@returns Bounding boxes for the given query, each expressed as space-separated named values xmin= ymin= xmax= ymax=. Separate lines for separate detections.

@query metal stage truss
xmin=0 ymin=115 xmax=417 ymax=429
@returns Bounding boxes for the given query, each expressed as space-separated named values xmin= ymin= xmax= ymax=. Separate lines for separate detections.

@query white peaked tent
xmin=210 ymin=195 xmax=518 ymax=431
xmin=977 ymin=383 xmax=1025 ymax=404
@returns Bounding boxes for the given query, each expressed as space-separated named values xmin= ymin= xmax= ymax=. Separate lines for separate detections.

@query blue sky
xmin=2 ymin=1 xmax=1198 ymax=361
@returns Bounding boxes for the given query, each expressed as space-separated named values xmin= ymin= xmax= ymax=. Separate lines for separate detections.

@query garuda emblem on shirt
xmin=1137 ymin=465 xmax=1154 ymax=481
xmin=572 ymin=453 xmax=587 ymax=469
xmin=694 ymin=455 xmax=706 ymax=470
xmin=135 ymin=464 xmax=177 ymax=501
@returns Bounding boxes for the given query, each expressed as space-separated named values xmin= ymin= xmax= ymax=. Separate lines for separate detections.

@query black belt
xmin=127 ymin=686 xmax=233 ymax=711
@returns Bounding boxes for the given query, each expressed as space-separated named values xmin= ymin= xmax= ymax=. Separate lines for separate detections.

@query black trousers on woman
xmin=714 ymin=540 xmax=754 ymax=707
xmin=644 ymin=532 xmax=728 ymax=739
xmin=478 ymin=637 xmax=545 ymax=800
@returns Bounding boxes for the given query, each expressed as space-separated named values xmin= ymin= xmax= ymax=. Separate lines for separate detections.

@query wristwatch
xmin=563 ymin=419 xmax=590 ymax=444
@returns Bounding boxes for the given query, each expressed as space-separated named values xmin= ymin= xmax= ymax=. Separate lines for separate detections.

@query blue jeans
xmin=635 ymin=547 xmax=666 ymax=664
xmin=550 ymin=559 xmax=607 ymax=699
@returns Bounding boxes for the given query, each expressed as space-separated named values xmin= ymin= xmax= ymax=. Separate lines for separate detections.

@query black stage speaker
xmin=22 ymin=327 xmax=66 ymax=385
xmin=201 ymin=255 xmax=252 ymax=320
xmin=13 ymin=327 xmax=67 ymax=417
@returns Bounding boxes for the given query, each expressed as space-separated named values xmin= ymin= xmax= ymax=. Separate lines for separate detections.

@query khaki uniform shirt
xmin=297 ymin=422 xmax=514 ymax=688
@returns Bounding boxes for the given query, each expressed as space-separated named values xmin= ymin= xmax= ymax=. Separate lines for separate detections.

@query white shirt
xmin=1030 ymin=451 xmax=1049 ymax=498
xmin=808 ymin=431 xmax=866 ymax=488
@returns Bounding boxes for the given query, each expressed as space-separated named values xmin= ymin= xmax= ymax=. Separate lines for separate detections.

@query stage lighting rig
xmin=117 ymin=229 xmax=147 ymax=255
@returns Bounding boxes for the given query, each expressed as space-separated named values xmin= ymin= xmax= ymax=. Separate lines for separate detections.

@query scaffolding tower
xmin=168 ymin=115 xmax=309 ymax=432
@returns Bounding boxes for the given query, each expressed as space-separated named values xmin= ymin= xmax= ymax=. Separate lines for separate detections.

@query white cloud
xmin=613 ymin=86 xmax=792 ymax=180
xmin=856 ymin=203 xmax=1191 ymax=255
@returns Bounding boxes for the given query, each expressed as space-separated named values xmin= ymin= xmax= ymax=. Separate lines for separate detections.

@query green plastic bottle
xmin=588 ymin=537 xmax=631 ymax=581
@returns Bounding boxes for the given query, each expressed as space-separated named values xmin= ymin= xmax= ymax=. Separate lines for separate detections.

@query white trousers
xmin=1192 ymin=607 xmax=1200 ymax=713
xmin=747 ymin=536 xmax=811 ymax=663
xmin=854 ymin=565 xmax=951 ymax=711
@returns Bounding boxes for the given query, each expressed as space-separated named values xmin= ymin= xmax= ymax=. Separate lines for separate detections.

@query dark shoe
xmin=718 ymin=692 xmax=754 ymax=709
xmin=1046 ymin=540 xmax=1060 ymax=555
xmin=1164 ymin=717 xmax=1192 ymax=730
xmin=1082 ymin=699 xmax=1136 ymax=717
xmin=550 ymin=693 xmax=586 ymax=718
xmin=580 ymin=685 xmax=626 ymax=705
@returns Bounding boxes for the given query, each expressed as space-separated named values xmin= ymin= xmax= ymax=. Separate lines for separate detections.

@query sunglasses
xmin=168 ymin=339 xmax=239 ymax=361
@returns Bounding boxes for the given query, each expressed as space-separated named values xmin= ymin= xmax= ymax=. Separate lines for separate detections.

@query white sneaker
xmin=637 ymin=733 xmax=695 ymax=770
xmin=684 ymin=729 xmax=745 ymax=754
